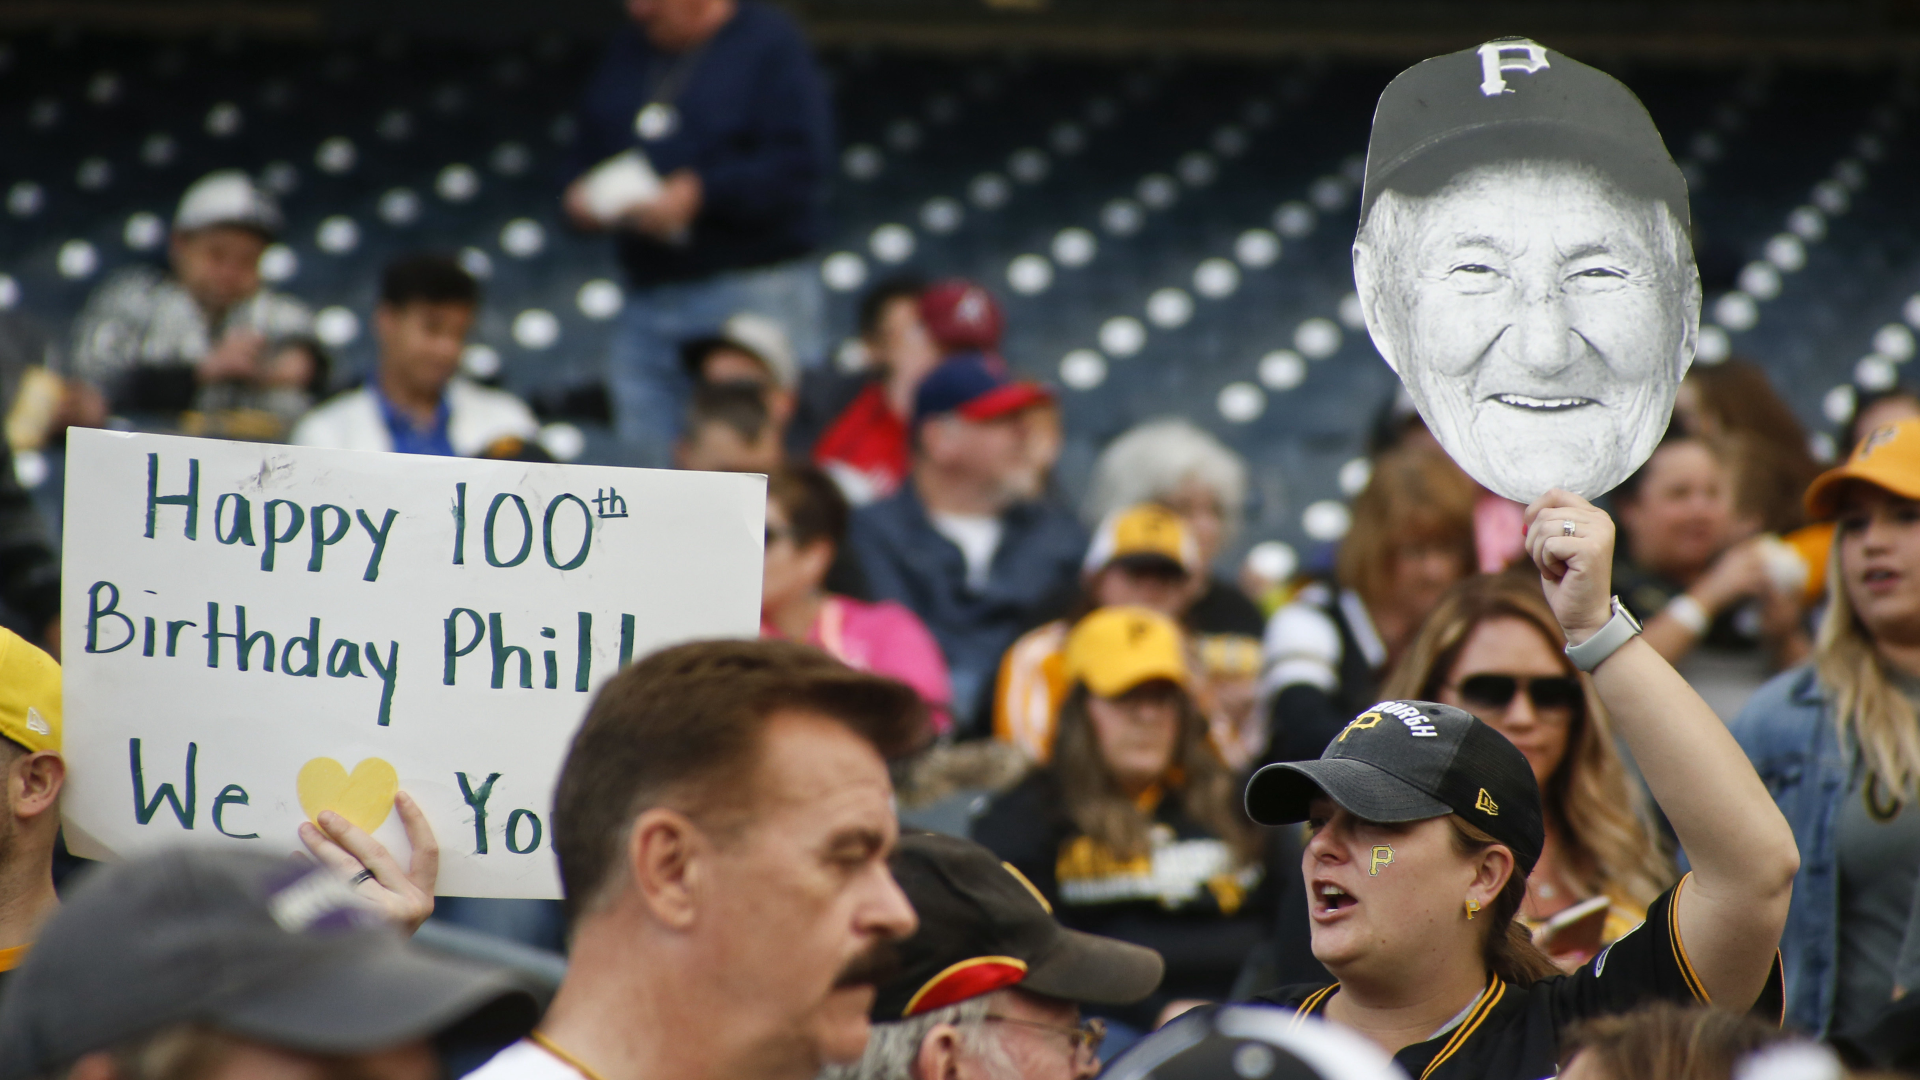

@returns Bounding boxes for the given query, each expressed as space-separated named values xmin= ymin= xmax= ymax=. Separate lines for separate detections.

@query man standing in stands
xmin=0 ymin=628 xmax=63 ymax=997
xmin=69 ymin=170 xmax=321 ymax=438
xmin=293 ymin=253 xmax=540 ymax=458
xmin=563 ymin=0 xmax=833 ymax=467
xmin=466 ymin=640 xmax=923 ymax=1080
xmin=847 ymin=357 xmax=1087 ymax=732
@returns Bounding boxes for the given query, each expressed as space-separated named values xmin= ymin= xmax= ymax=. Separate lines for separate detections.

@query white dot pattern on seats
xmin=576 ymin=280 xmax=623 ymax=320
xmin=315 ymin=137 xmax=356 ymax=174
xmin=142 ymin=133 xmax=177 ymax=167
xmin=821 ymin=252 xmax=868 ymax=292
xmin=1258 ymin=350 xmax=1305 ymax=390
xmin=1177 ymin=152 xmax=1217 ymax=187
xmin=1101 ymin=199 xmax=1144 ymax=237
xmin=1874 ymin=323 xmax=1915 ymax=361
xmin=1294 ymin=317 xmax=1341 ymax=359
xmin=260 ymin=161 xmax=299 ymax=194
xmin=123 ymin=212 xmax=163 ymax=250
xmin=1007 ymin=255 xmax=1053 ymax=296
xmin=459 ymin=247 xmax=493 ymax=279
xmin=461 ymin=344 xmax=502 ymax=379
xmin=377 ymin=109 xmax=413 ymax=141
xmin=1273 ymin=201 xmax=1315 ymax=239
xmin=1049 ymin=123 xmax=1086 ymax=155
xmin=437 ymin=164 xmax=480 ymax=202
xmin=887 ymin=120 xmax=921 ymax=152
xmin=968 ymin=173 xmax=1011 ymax=210
xmin=1857 ymin=355 xmax=1897 ymax=392
xmin=259 ymin=245 xmax=298 ymax=283
xmin=500 ymin=218 xmax=546 ymax=258
xmin=1193 ymin=259 xmax=1239 ymax=300
xmin=0 ymin=275 xmax=17 ymax=310
xmin=869 ymin=224 xmax=914 ymax=264
xmin=76 ymin=158 xmax=111 ymax=191
xmin=1337 ymin=293 xmax=1366 ymax=330
xmin=1099 ymin=316 xmax=1145 ymax=357
xmin=1234 ymin=229 xmax=1279 ymax=268
xmin=513 ymin=309 xmax=560 ymax=350
xmin=1786 ymin=206 xmax=1826 ymax=241
xmin=540 ymin=423 xmax=586 ymax=463
xmin=1303 ymin=500 xmax=1352 ymax=542
xmin=316 ymin=216 xmax=360 ymax=254
xmin=1008 ymin=149 xmax=1049 ymax=184
xmin=1694 ymin=326 xmax=1730 ymax=364
xmin=378 ymin=188 xmax=422 ymax=226
xmin=492 ymin=142 xmax=531 ymax=176
xmin=1714 ymin=292 xmax=1758 ymax=331
xmin=1245 ymin=541 xmax=1297 ymax=583
xmin=1738 ymin=262 xmax=1782 ymax=300
xmin=205 ymin=102 xmax=242 ymax=137
xmin=1217 ymin=382 xmax=1264 ymax=423
xmin=843 ymin=145 xmax=883 ymax=181
xmin=1308 ymin=176 xmax=1349 ymax=212
xmin=1823 ymin=385 xmax=1857 ymax=425
xmin=1060 ymin=349 xmax=1107 ymax=390
xmin=1146 ymin=288 xmax=1193 ymax=329
xmin=1764 ymin=234 xmax=1806 ymax=271
xmin=920 ymin=198 xmax=963 ymax=234
xmin=314 ymin=306 xmax=360 ymax=346
xmin=8 ymin=182 xmax=45 ymax=218
xmin=57 ymin=240 xmax=98 ymax=279
xmin=1338 ymin=457 xmax=1373 ymax=497
xmin=1136 ymin=174 xmax=1177 ymax=210
xmin=1052 ymin=227 xmax=1097 ymax=268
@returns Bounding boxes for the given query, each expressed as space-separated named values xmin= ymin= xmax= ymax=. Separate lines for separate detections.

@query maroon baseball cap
xmin=919 ymin=280 xmax=1004 ymax=354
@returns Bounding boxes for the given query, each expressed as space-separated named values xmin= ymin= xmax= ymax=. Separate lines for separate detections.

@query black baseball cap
xmin=1102 ymin=1005 xmax=1406 ymax=1080
xmin=1244 ymin=700 xmax=1544 ymax=874
xmin=0 ymin=849 xmax=540 ymax=1078
xmin=1361 ymin=38 xmax=1688 ymax=230
xmin=873 ymin=832 xmax=1164 ymax=1019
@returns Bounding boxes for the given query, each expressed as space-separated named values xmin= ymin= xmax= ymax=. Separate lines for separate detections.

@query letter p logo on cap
xmin=1477 ymin=39 xmax=1550 ymax=97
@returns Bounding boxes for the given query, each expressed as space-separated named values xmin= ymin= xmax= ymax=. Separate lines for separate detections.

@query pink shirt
xmin=764 ymin=595 xmax=954 ymax=734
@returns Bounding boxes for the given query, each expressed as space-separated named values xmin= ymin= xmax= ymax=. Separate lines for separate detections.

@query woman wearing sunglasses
xmin=1381 ymin=572 xmax=1675 ymax=966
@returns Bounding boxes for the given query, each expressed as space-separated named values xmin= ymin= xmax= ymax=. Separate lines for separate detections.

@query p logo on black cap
xmin=1476 ymin=39 xmax=1550 ymax=97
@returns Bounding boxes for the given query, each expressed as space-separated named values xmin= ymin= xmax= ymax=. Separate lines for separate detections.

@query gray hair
xmin=817 ymin=992 xmax=1020 ymax=1080
xmin=1082 ymin=419 xmax=1248 ymax=538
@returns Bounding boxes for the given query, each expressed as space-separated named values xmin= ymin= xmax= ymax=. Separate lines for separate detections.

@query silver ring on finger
xmin=1562 ymin=520 xmax=1577 ymax=537
xmin=350 ymin=868 xmax=376 ymax=886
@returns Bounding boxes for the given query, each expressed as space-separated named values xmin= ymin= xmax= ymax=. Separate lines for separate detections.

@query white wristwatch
xmin=1565 ymin=596 xmax=1642 ymax=673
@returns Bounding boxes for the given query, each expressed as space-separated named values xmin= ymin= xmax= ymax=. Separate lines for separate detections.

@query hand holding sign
xmin=298 ymin=790 xmax=438 ymax=933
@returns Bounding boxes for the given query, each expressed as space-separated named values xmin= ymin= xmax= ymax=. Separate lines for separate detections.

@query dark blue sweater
xmin=564 ymin=3 xmax=833 ymax=288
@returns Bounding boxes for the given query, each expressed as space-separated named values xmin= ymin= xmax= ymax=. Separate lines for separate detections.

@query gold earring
xmin=1465 ymin=899 xmax=1480 ymax=921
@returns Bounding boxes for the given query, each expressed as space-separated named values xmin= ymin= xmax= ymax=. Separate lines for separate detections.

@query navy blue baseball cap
xmin=912 ymin=353 xmax=1052 ymax=426
xmin=1361 ymin=38 xmax=1688 ymax=230
xmin=1245 ymin=700 xmax=1545 ymax=874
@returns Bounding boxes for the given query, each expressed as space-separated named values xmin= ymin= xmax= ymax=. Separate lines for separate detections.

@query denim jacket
xmin=1727 ymin=665 xmax=1849 ymax=1035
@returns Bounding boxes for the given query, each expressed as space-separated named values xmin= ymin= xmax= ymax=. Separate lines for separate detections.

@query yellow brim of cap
xmin=1079 ymin=655 xmax=1190 ymax=700
xmin=1805 ymin=459 xmax=1920 ymax=520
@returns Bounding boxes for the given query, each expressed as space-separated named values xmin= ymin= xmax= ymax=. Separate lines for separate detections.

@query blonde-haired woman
xmin=1381 ymin=572 xmax=1674 ymax=964
xmin=1732 ymin=416 xmax=1920 ymax=1037
xmin=1261 ymin=445 xmax=1478 ymax=763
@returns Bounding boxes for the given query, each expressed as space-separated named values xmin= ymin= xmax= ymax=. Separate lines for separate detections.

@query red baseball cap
xmin=913 ymin=354 xmax=1051 ymax=425
xmin=919 ymin=279 xmax=1004 ymax=354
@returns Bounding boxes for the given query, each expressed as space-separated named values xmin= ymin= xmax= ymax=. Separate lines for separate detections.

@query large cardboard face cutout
xmin=1353 ymin=40 xmax=1701 ymax=504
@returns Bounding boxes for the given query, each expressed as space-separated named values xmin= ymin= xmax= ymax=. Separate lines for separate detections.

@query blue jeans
xmin=607 ymin=258 xmax=826 ymax=466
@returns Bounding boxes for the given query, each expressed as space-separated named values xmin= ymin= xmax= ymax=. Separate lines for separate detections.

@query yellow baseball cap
xmin=1806 ymin=418 xmax=1920 ymax=520
xmin=1063 ymin=607 xmax=1190 ymax=698
xmin=1082 ymin=505 xmax=1198 ymax=576
xmin=0 ymin=628 xmax=60 ymax=754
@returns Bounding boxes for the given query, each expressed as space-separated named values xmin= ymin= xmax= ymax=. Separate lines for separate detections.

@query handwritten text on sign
xmin=61 ymin=430 xmax=765 ymax=898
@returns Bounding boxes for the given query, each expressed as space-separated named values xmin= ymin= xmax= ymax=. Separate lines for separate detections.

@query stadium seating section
xmin=3 ymin=29 xmax=1916 ymax=565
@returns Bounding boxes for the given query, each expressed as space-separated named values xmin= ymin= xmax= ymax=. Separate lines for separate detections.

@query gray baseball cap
xmin=1360 ymin=38 xmax=1688 ymax=230
xmin=0 ymin=849 xmax=539 ymax=1078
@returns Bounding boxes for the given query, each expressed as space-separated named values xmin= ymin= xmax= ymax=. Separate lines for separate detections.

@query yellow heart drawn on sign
xmin=296 ymin=757 xmax=399 ymax=834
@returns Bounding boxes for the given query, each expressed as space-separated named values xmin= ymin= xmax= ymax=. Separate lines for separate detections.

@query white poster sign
xmin=59 ymin=430 xmax=765 ymax=899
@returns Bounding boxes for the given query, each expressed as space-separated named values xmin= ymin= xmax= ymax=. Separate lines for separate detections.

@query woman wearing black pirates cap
xmin=1241 ymin=488 xmax=1798 ymax=1080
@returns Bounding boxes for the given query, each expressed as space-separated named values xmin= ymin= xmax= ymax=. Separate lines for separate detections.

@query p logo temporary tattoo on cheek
xmin=1370 ymin=845 xmax=1395 ymax=876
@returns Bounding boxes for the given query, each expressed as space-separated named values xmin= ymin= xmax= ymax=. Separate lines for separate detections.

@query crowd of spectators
xmin=6 ymin=3 xmax=1920 ymax=1079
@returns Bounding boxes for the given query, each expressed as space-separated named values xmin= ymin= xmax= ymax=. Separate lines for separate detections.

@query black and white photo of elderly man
xmin=1352 ymin=38 xmax=1702 ymax=505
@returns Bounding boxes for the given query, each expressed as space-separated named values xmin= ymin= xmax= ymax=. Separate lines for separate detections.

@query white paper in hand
xmin=581 ymin=150 xmax=664 ymax=224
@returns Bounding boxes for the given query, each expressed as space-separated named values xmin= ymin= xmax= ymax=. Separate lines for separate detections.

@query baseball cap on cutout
xmin=680 ymin=312 xmax=800 ymax=390
xmin=1244 ymin=700 xmax=1544 ymax=874
xmin=1063 ymin=607 xmax=1190 ymax=699
xmin=1103 ymin=1005 xmax=1406 ymax=1080
xmin=1082 ymin=505 xmax=1199 ymax=577
xmin=1805 ymin=418 xmax=1920 ymax=520
xmin=173 ymin=169 xmax=284 ymax=236
xmin=0 ymin=628 xmax=59 ymax=754
xmin=912 ymin=353 xmax=1051 ymax=426
xmin=0 ymin=849 xmax=540 ymax=1079
xmin=1361 ymin=38 xmax=1688 ymax=231
xmin=874 ymin=832 xmax=1163 ymax=1019
xmin=919 ymin=279 xmax=1004 ymax=354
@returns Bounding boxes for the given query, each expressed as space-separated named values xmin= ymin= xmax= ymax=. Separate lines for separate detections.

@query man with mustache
xmin=466 ymin=640 xmax=925 ymax=1080
xmin=1352 ymin=38 xmax=1701 ymax=505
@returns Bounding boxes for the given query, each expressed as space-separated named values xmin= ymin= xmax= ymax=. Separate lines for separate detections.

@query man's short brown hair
xmin=552 ymin=639 xmax=926 ymax=922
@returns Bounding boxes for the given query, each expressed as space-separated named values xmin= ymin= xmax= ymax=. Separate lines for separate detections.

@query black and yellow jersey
xmin=1254 ymin=875 xmax=1785 ymax=1080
